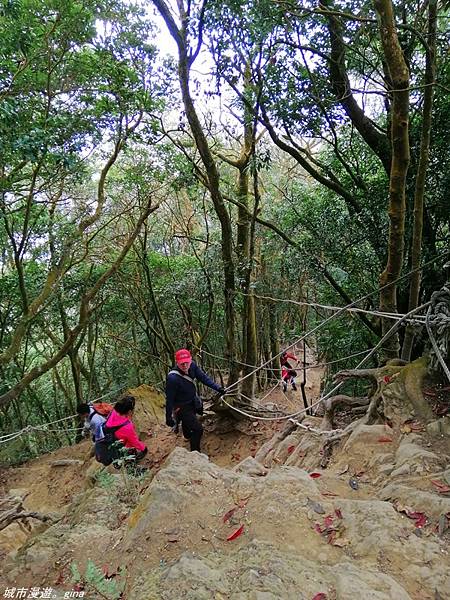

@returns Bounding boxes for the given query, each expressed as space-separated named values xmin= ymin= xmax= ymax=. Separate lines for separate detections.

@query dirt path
xmin=1 ymin=355 xmax=450 ymax=599
xmin=0 ymin=348 xmax=324 ymax=558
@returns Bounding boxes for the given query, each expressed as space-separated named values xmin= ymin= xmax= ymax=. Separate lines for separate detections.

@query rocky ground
xmin=1 ymin=362 xmax=449 ymax=600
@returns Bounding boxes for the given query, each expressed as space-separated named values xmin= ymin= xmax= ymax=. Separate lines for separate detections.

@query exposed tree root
xmin=318 ymin=356 xmax=434 ymax=466
xmin=320 ymin=418 xmax=363 ymax=467
xmin=0 ymin=495 xmax=53 ymax=532
xmin=333 ymin=356 xmax=433 ymax=424
xmin=255 ymin=420 xmax=300 ymax=463
xmin=320 ymin=394 xmax=369 ymax=430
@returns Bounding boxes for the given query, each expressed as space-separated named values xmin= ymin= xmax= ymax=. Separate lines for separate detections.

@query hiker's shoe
xmin=292 ymin=383 xmax=297 ymax=391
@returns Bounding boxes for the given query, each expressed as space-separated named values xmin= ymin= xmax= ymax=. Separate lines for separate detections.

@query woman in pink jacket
xmin=96 ymin=395 xmax=147 ymax=466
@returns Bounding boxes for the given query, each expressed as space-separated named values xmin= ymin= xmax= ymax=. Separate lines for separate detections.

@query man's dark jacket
xmin=165 ymin=361 xmax=223 ymax=425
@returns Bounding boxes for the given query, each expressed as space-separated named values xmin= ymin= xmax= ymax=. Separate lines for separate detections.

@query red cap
xmin=175 ymin=349 xmax=192 ymax=363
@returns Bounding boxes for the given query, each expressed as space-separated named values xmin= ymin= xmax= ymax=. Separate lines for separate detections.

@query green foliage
xmin=94 ymin=468 xmax=116 ymax=489
xmin=0 ymin=0 xmax=449 ymax=461
xmin=71 ymin=559 xmax=126 ymax=600
xmin=0 ymin=0 xmax=170 ymax=449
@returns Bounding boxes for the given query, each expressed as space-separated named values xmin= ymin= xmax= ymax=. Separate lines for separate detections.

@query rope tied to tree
xmin=426 ymin=283 xmax=450 ymax=383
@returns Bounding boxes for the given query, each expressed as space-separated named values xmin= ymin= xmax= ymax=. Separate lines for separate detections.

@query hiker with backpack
xmin=165 ymin=348 xmax=225 ymax=453
xmin=77 ymin=402 xmax=112 ymax=442
xmin=95 ymin=395 xmax=147 ymax=467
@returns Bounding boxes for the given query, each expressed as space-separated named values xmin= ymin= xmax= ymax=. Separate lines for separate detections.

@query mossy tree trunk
xmin=374 ymin=0 xmax=410 ymax=359
xmin=153 ymin=0 xmax=239 ymax=386
xmin=218 ymin=65 xmax=258 ymax=398
xmin=402 ymin=0 xmax=437 ymax=361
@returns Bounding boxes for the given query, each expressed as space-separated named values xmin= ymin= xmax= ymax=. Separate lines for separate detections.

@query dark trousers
xmin=176 ymin=405 xmax=203 ymax=452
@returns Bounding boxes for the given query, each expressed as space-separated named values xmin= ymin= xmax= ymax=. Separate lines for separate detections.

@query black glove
xmin=217 ymin=387 xmax=226 ymax=396
xmin=194 ymin=396 xmax=204 ymax=415
xmin=166 ymin=417 xmax=175 ymax=428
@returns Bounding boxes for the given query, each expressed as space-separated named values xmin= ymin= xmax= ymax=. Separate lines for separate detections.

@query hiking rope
xmin=238 ymin=292 xmax=428 ymax=324
xmin=223 ymin=250 xmax=449 ymax=393
xmin=425 ymin=286 xmax=450 ymax=384
xmin=198 ymin=346 xmax=373 ymax=372
xmin=1 ymin=254 xmax=447 ymax=445
xmin=223 ymin=263 xmax=440 ymax=395
xmin=0 ymin=418 xmax=75 ymax=442
xmin=220 ymin=302 xmax=432 ymax=432
xmin=221 ymin=395 xmax=325 ymax=422
xmin=319 ymin=300 xmax=432 ymax=404
xmin=238 ymin=391 xmax=285 ymax=416
xmin=0 ymin=385 xmax=124 ymax=444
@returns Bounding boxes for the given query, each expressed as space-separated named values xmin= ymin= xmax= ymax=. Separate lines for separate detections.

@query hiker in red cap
xmin=165 ymin=348 xmax=225 ymax=453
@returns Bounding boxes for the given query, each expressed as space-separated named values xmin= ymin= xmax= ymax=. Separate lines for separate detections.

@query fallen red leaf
xmin=309 ymin=472 xmax=322 ymax=478
xmin=314 ymin=523 xmax=324 ymax=534
xmin=327 ymin=531 xmax=336 ymax=545
xmin=227 ymin=524 xmax=244 ymax=541
xmin=431 ymin=480 xmax=450 ymax=494
xmin=383 ymin=375 xmax=392 ymax=384
xmin=223 ymin=508 xmax=236 ymax=523
xmin=335 ymin=508 xmax=343 ymax=519
xmin=377 ymin=437 xmax=393 ymax=443
xmin=321 ymin=490 xmax=338 ymax=497
xmin=408 ymin=511 xmax=427 ymax=528
xmin=414 ymin=514 xmax=427 ymax=528
xmin=312 ymin=593 xmax=327 ymax=600
xmin=324 ymin=515 xmax=334 ymax=528
xmin=287 ymin=445 xmax=296 ymax=454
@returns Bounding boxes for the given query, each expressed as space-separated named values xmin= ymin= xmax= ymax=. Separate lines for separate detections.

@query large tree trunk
xmin=236 ymin=76 xmax=258 ymax=399
xmin=374 ymin=0 xmax=410 ymax=360
xmin=269 ymin=300 xmax=280 ymax=380
xmin=401 ymin=0 xmax=437 ymax=361
xmin=153 ymin=0 xmax=238 ymax=386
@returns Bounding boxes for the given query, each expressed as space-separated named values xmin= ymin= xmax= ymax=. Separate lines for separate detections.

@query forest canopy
xmin=0 ymin=0 xmax=449 ymax=461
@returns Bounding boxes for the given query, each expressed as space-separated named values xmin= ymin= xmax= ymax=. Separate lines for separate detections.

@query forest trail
xmin=1 ymin=354 xmax=449 ymax=600
xmin=0 ymin=343 xmax=322 ymax=515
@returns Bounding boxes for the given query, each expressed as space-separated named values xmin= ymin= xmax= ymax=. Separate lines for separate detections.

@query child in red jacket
xmin=280 ymin=350 xmax=299 ymax=392
xmin=96 ymin=395 xmax=147 ymax=467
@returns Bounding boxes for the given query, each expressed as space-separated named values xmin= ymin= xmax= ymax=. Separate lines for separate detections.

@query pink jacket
xmin=105 ymin=409 xmax=147 ymax=452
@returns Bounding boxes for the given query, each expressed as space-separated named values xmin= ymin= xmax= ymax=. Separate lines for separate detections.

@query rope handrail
xmin=0 ymin=385 xmax=125 ymax=445
xmin=425 ymin=286 xmax=450 ymax=384
xmin=237 ymin=292 xmax=429 ymax=323
xmin=220 ymin=302 xmax=432 ymax=432
xmin=223 ymin=256 xmax=442 ymax=393
xmin=1 ymin=253 xmax=448 ymax=446
xmin=199 ymin=345 xmax=374 ymax=372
